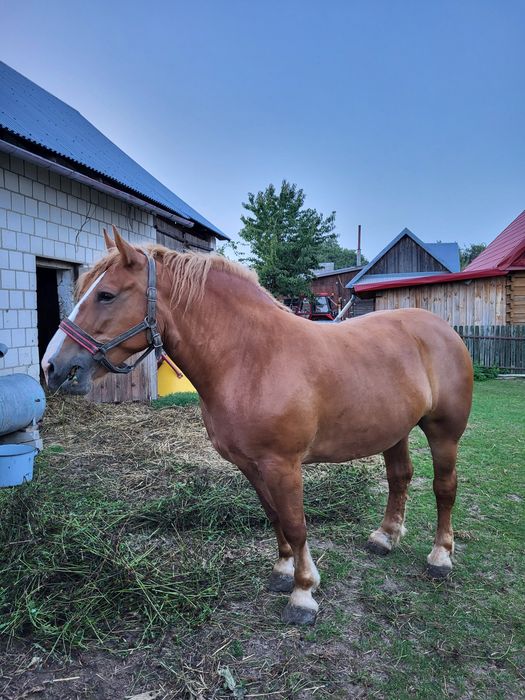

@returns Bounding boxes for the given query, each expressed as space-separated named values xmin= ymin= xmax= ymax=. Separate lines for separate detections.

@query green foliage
xmin=460 ymin=242 xmax=487 ymax=269
xmin=473 ymin=363 xmax=500 ymax=381
xmin=317 ymin=238 xmax=368 ymax=269
xmin=151 ymin=392 xmax=200 ymax=408
xmin=238 ymin=180 xmax=337 ymax=296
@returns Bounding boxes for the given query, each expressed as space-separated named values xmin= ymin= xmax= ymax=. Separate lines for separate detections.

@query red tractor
xmin=284 ymin=293 xmax=338 ymax=322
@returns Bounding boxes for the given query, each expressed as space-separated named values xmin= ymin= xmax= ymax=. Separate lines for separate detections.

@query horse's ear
xmin=112 ymin=227 xmax=142 ymax=267
xmin=103 ymin=228 xmax=116 ymax=250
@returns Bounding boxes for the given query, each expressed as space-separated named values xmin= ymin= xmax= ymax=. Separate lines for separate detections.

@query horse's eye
xmin=97 ymin=291 xmax=115 ymax=303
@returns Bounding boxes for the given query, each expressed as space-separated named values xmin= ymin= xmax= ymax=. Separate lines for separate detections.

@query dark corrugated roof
xmin=464 ymin=209 xmax=525 ymax=272
xmin=0 ymin=61 xmax=227 ymax=239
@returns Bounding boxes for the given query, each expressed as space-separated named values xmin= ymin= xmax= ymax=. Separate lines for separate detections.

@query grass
xmin=351 ymin=380 xmax=525 ymax=699
xmin=0 ymin=381 xmax=523 ymax=699
xmin=151 ymin=392 xmax=200 ymax=408
xmin=0 ymin=454 xmax=374 ymax=653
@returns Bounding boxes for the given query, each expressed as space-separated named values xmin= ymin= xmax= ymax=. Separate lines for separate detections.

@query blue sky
xmin=2 ymin=0 xmax=524 ymax=258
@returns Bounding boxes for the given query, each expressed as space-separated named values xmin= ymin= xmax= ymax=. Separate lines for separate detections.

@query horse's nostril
xmin=47 ymin=361 xmax=55 ymax=376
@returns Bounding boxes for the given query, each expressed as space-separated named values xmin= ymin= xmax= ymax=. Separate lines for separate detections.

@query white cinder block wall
xmin=0 ymin=151 xmax=156 ymax=379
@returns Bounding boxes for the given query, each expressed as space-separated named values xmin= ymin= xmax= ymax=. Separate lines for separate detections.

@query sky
xmin=2 ymin=0 xmax=524 ymax=259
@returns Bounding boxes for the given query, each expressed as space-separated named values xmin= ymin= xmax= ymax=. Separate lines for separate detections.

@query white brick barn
xmin=0 ymin=62 xmax=227 ymax=401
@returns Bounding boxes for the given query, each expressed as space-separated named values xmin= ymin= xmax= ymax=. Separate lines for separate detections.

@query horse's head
xmin=42 ymin=227 xmax=157 ymax=394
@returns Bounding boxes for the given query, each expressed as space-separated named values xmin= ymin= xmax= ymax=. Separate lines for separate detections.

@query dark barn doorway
xmin=36 ymin=267 xmax=60 ymax=362
xmin=36 ymin=260 xmax=77 ymax=379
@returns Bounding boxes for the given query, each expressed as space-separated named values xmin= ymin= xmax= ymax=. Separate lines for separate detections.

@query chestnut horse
xmin=43 ymin=229 xmax=473 ymax=625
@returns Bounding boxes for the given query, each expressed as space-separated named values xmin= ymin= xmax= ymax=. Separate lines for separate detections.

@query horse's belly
xmin=303 ymin=394 xmax=428 ymax=463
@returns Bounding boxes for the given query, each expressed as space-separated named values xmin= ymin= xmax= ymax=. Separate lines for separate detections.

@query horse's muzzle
xmin=45 ymin=351 xmax=96 ymax=395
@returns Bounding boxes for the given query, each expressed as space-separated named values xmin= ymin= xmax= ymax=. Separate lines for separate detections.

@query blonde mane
xmin=77 ymin=244 xmax=287 ymax=311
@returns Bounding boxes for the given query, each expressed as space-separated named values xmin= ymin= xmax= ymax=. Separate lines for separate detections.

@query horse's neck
xmin=160 ymin=265 xmax=283 ymax=399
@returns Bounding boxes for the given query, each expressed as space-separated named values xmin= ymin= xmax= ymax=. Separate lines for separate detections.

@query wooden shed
xmin=352 ymin=210 xmax=525 ymax=371
xmin=310 ymin=264 xmax=362 ymax=309
xmin=344 ymin=228 xmax=460 ymax=317
xmin=353 ymin=210 xmax=525 ymax=325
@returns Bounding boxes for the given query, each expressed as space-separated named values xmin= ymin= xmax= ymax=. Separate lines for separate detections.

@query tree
xmin=317 ymin=238 xmax=368 ymax=269
xmin=239 ymin=180 xmax=337 ymax=297
xmin=460 ymin=243 xmax=487 ymax=269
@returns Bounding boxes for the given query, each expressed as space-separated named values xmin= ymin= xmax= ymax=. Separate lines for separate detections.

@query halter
xmin=59 ymin=252 xmax=165 ymax=375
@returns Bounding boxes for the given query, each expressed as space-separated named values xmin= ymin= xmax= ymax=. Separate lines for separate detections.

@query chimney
xmin=356 ymin=225 xmax=362 ymax=267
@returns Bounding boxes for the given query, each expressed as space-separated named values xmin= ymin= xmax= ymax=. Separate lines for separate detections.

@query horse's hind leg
xmin=420 ymin=418 xmax=459 ymax=578
xmin=367 ymin=436 xmax=413 ymax=555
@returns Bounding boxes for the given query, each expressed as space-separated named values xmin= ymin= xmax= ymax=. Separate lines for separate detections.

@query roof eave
xmin=0 ymin=129 xmax=230 ymax=241
xmin=313 ymin=265 xmax=363 ymax=278
xmin=353 ymin=268 xmax=507 ymax=295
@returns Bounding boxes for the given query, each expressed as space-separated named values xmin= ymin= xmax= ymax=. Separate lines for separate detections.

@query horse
xmin=42 ymin=227 xmax=473 ymax=625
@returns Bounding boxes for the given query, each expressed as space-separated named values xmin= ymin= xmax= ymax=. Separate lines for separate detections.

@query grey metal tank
xmin=0 ymin=374 xmax=46 ymax=436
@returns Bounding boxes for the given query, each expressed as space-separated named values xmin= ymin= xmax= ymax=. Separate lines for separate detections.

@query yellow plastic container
xmin=157 ymin=357 xmax=197 ymax=396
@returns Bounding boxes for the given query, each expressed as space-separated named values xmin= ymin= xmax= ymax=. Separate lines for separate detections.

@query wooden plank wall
xmin=454 ymin=325 xmax=525 ymax=372
xmin=351 ymin=297 xmax=375 ymax=317
xmin=367 ymin=235 xmax=448 ymax=276
xmin=87 ymin=351 xmax=158 ymax=403
xmin=507 ymin=272 xmax=525 ymax=324
xmin=155 ymin=216 xmax=214 ymax=253
xmin=374 ymin=277 xmax=507 ymax=325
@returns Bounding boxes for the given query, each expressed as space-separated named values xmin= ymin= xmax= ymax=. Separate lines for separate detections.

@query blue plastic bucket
xmin=0 ymin=444 xmax=36 ymax=487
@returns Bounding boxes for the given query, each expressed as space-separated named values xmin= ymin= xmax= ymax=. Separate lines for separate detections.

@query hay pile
xmin=41 ymin=395 xmax=233 ymax=501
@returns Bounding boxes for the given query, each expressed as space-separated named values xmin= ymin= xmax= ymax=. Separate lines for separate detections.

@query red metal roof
xmin=464 ymin=209 xmax=525 ymax=272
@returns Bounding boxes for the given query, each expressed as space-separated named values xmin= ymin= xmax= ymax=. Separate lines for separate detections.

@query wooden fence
xmin=453 ymin=325 xmax=525 ymax=373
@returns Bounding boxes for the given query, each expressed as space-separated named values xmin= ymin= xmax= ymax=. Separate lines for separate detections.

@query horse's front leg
xmin=235 ymin=461 xmax=295 ymax=593
xmin=259 ymin=457 xmax=320 ymax=625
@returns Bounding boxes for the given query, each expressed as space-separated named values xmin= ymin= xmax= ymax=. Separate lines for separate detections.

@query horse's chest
xmin=200 ymin=405 xmax=242 ymax=463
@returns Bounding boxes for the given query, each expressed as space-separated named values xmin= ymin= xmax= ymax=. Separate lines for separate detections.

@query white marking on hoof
xmin=368 ymin=528 xmax=393 ymax=551
xmin=390 ymin=524 xmax=408 ymax=545
xmin=427 ymin=545 xmax=453 ymax=570
xmin=289 ymin=587 xmax=319 ymax=613
xmin=272 ymin=556 xmax=294 ymax=577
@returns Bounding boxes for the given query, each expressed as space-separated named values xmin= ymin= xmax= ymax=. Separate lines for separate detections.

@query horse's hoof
xmin=426 ymin=563 xmax=452 ymax=579
xmin=268 ymin=572 xmax=295 ymax=593
xmin=281 ymin=603 xmax=317 ymax=626
xmin=365 ymin=540 xmax=391 ymax=556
